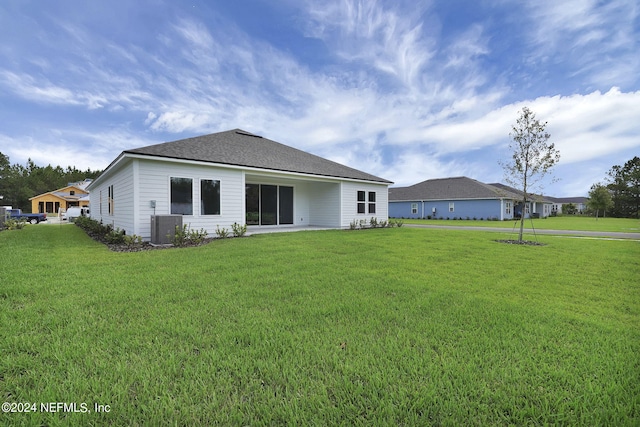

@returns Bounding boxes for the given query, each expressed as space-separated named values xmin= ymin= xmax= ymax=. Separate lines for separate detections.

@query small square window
xmin=368 ymin=192 xmax=376 ymax=213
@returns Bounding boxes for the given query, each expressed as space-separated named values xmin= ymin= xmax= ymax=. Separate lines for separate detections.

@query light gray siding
xmin=340 ymin=182 xmax=389 ymax=227
xmin=89 ymin=160 xmax=135 ymax=234
xmin=136 ymin=159 xmax=244 ymax=240
xmin=308 ymin=181 xmax=341 ymax=227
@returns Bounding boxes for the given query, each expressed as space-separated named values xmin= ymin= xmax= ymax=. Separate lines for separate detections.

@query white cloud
xmin=0 ymin=71 xmax=80 ymax=106
xmin=524 ymin=0 xmax=639 ymax=88
xmin=301 ymin=0 xmax=435 ymax=87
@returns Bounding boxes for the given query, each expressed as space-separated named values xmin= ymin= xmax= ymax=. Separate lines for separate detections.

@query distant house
xmin=488 ymin=183 xmax=554 ymax=218
xmin=30 ymin=179 xmax=92 ymax=214
xmin=547 ymin=196 xmax=588 ymax=214
xmin=87 ymin=129 xmax=392 ymax=240
xmin=389 ymin=177 xmax=523 ymax=220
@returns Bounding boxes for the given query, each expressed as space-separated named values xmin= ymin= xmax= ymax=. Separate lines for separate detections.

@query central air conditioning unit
xmin=150 ymin=215 xmax=183 ymax=245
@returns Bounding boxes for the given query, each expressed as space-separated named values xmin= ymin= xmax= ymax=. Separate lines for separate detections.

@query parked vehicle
xmin=7 ymin=209 xmax=47 ymax=224
xmin=62 ymin=207 xmax=90 ymax=222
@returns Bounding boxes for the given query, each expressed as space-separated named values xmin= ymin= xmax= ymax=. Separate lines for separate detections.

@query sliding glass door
xmin=279 ymin=186 xmax=293 ymax=225
xmin=245 ymin=184 xmax=293 ymax=226
xmin=246 ymin=184 xmax=260 ymax=225
xmin=260 ymin=185 xmax=278 ymax=225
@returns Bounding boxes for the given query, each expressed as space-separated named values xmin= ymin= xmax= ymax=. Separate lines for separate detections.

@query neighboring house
xmin=87 ymin=129 xmax=392 ymax=240
xmin=488 ymin=183 xmax=554 ymax=218
xmin=389 ymin=177 xmax=522 ymax=220
xmin=547 ymin=196 xmax=587 ymax=214
xmin=30 ymin=179 xmax=92 ymax=214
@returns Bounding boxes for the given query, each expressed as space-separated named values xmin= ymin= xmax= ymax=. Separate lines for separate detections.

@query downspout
xmin=132 ymin=159 xmax=139 ymax=236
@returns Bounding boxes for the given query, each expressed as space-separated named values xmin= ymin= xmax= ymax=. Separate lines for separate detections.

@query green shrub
xmin=215 ymin=225 xmax=229 ymax=239
xmin=231 ymin=222 xmax=247 ymax=237
xmin=171 ymin=224 xmax=189 ymax=246
xmin=123 ymin=234 xmax=144 ymax=247
xmin=172 ymin=224 xmax=208 ymax=246
xmin=105 ymin=228 xmax=126 ymax=244
xmin=4 ymin=218 xmax=28 ymax=230
xmin=189 ymin=227 xmax=208 ymax=244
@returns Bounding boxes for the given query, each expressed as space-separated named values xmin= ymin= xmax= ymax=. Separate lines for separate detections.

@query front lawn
xmin=1 ymin=226 xmax=638 ymax=425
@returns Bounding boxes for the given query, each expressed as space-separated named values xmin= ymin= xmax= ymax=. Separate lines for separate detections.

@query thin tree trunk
xmin=519 ymin=214 xmax=525 ymax=242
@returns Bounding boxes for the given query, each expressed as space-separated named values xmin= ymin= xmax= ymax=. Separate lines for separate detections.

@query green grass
xmin=400 ymin=216 xmax=640 ymax=232
xmin=1 ymin=225 xmax=639 ymax=425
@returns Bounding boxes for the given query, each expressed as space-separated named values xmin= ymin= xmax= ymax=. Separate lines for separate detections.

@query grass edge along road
xmin=399 ymin=216 xmax=640 ymax=233
xmin=1 ymin=225 xmax=638 ymax=425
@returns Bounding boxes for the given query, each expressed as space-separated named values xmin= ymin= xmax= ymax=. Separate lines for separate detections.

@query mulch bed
xmin=494 ymin=239 xmax=546 ymax=246
xmin=106 ymin=239 xmax=216 ymax=252
xmin=81 ymin=228 xmax=216 ymax=252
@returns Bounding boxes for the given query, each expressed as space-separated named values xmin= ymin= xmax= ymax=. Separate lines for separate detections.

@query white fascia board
xmin=114 ymin=153 xmax=390 ymax=186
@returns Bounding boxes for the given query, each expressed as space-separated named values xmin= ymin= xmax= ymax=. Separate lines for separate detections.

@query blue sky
xmin=1 ymin=0 xmax=638 ymax=196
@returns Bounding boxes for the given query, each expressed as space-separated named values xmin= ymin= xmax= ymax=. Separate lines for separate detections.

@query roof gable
xmin=123 ymin=129 xmax=391 ymax=183
xmin=29 ymin=185 xmax=89 ymax=201
xmin=389 ymin=177 xmax=522 ymax=201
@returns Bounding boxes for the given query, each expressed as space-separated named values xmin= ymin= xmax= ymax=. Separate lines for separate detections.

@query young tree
xmin=587 ymin=183 xmax=613 ymax=220
xmin=500 ymin=107 xmax=560 ymax=242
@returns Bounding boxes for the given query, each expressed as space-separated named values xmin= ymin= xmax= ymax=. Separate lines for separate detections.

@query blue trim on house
xmin=389 ymin=199 xmax=515 ymax=220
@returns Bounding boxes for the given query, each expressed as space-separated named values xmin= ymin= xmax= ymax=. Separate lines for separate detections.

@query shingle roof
xmin=488 ymin=183 xmax=553 ymax=203
xmin=124 ymin=129 xmax=391 ymax=183
xmin=546 ymin=196 xmax=587 ymax=204
xmin=389 ymin=177 xmax=522 ymax=201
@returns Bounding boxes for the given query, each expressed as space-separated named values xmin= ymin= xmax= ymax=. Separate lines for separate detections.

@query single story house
xmin=389 ymin=177 xmax=523 ymax=220
xmin=30 ymin=179 xmax=92 ymax=214
xmin=87 ymin=129 xmax=392 ymax=241
xmin=547 ymin=196 xmax=587 ymax=214
xmin=488 ymin=183 xmax=554 ymax=218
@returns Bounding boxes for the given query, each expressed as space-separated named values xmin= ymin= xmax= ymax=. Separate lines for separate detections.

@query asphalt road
xmin=405 ymin=224 xmax=640 ymax=240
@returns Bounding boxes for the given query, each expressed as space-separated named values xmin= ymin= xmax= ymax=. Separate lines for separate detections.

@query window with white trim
xmin=171 ymin=177 xmax=193 ymax=215
xmin=449 ymin=202 xmax=454 ymax=212
xmin=200 ymin=179 xmax=220 ymax=215
xmin=411 ymin=203 xmax=418 ymax=214
xmin=108 ymin=185 xmax=114 ymax=215
xmin=368 ymin=192 xmax=376 ymax=214
xmin=357 ymin=191 xmax=366 ymax=214
xmin=505 ymin=202 xmax=512 ymax=215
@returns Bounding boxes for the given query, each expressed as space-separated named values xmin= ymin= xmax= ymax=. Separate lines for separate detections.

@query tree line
xmin=0 ymin=152 xmax=102 ymax=212
xmin=588 ymin=156 xmax=639 ymax=219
